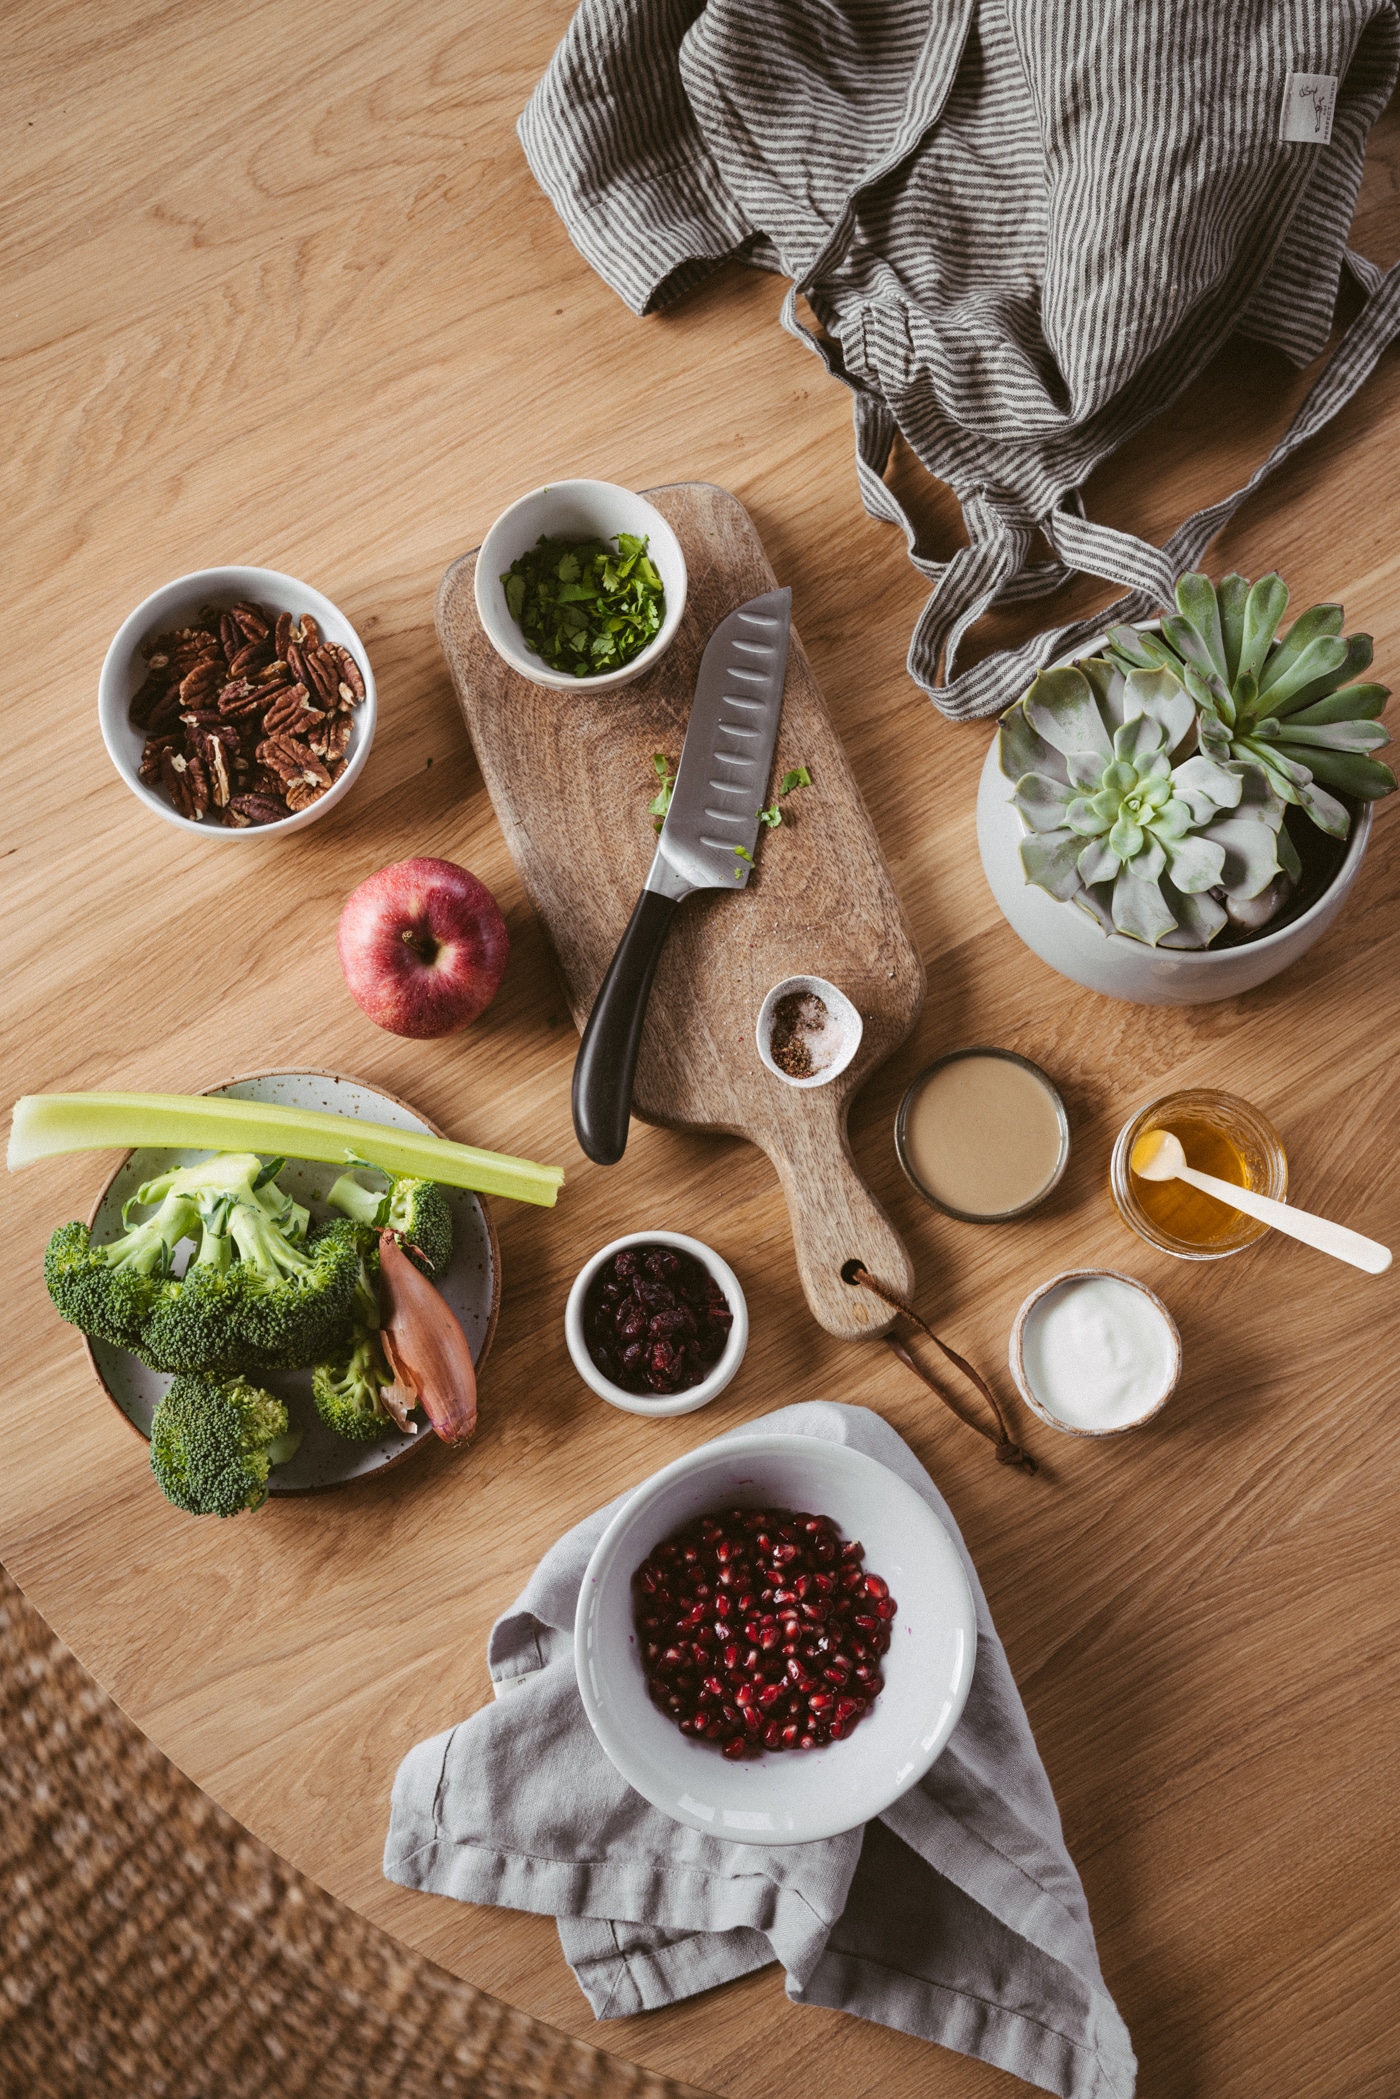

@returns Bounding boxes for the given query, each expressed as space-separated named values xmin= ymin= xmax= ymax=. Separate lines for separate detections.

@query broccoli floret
xmin=142 ymin=1208 xmax=360 ymax=1372
xmin=45 ymin=1191 xmax=199 ymax=1347
xmin=116 ymin=1157 xmax=358 ymax=1373
xmin=137 ymin=1192 xmax=257 ymax=1375
xmin=327 ymin=1171 xmax=453 ymax=1279
xmin=312 ymin=1325 xmax=398 ymax=1441
xmin=149 ymin=1373 xmax=301 ymax=1517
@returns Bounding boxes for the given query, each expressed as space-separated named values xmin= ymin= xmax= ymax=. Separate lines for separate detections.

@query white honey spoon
xmin=1130 ymin=1129 xmax=1392 ymax=1275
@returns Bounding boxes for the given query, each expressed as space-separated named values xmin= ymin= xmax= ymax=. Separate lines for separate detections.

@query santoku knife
xmin=572 ymin=585 xmax=792 ymax=1165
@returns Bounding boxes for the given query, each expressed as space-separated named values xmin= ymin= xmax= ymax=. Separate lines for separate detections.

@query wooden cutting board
xmin=436 ymin=482 xmax=925 ymax=1340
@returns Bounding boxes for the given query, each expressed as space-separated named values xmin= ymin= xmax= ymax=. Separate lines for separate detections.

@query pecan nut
xmin=302 ymin=646 xmax=339 ymax=705
xmin=139 ymin=732 xmax=181 ymax=784
xmin=223 ymin=793 xmax=288 ymax=828
xmin=160 ymin=747 xmax=210 ymax=821
xmin=217 ymin=677 xmax=266 ymax=719
xmin=231 ymin=603 xmax=270 ymax=643
xmin=333 ymin=644 xmax=366 ymax=700
xmin=129 ymin=668 xmax=174 ymax=729
xmin=227 ymin=639 xmax=271 ymax=680
xmin=261 ymin=682 xmax=323 ymax=736
xmin=138 ymin=600 xmax=364 ymax=825
xmin=256 ymin=732 xmax=332 ymax=790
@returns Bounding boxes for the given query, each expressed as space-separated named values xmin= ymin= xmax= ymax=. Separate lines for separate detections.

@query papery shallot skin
xmin=377 ymin=1230 xmax=478 ymax=1444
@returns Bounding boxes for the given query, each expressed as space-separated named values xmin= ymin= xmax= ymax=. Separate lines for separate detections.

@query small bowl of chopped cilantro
xmin=474 ymin=479 xmax=687 ymax=689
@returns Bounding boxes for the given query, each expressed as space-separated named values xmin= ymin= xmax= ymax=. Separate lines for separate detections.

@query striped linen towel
xmin=520 ymin=1 xmax=1400 ymax=718
xmin=385 ymin=1404 xmax=1136 ymax=2099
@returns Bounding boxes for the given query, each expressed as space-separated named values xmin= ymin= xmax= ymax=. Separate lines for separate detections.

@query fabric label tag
xmin=1281 ymin=72 xmax=1338 ymax=144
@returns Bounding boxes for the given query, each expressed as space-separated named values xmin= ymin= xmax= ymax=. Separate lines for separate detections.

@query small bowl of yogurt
xmin=1008 ymin=1269 xmax=1181 ymax=1437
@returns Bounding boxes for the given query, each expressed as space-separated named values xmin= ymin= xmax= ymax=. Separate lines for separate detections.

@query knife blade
xmin=572 ymin=586 xmax=792 ymax=1165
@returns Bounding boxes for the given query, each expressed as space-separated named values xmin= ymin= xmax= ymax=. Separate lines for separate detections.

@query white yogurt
xmin=1015 ymin=1272 xmax=1178 ymax=1434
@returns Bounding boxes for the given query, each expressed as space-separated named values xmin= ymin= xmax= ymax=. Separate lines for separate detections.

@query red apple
xmin=338 ymin=857 xmax=510 ymax=1038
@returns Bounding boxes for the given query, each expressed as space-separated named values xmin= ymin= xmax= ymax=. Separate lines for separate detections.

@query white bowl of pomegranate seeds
xmin=575 ymin=1433 xmax=976 ymax=1844
xmin=565 ymin=1231 xmax=748 ymax=1416
xmin=98 ymin=565 xmax=376 ymax=837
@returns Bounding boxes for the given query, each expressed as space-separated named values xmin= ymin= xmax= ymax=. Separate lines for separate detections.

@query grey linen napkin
xmin=384 ymin=1403 xmax=1136 ymax=2099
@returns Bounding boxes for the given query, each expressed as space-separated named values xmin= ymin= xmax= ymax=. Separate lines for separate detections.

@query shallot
xmin=377 ymin=1229 xmax=478 ymax=1444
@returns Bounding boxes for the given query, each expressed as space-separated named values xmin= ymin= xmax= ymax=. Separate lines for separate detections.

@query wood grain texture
xmin=437 ymin=482 xmax=924 ymax=1339
xmin=0 ymin=6 xmax=1398 ymax=2098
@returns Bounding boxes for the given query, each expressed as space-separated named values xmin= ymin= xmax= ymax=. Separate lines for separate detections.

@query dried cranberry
xmin=583 ymin=1243 xmax=733 ymax=1395
xmin=632 ymin=1506 xmax=895 ymax=1758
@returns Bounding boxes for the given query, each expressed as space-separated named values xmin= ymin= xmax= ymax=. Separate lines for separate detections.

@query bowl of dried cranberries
xmin=565 ymin=1232 xmax=747 ymax=1416
xmin=575 ymin=1431 xmax=977 ymax=1845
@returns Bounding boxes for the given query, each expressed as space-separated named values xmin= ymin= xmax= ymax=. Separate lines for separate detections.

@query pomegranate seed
xmin=632 ymin=1506 xmax=896 ymax=1757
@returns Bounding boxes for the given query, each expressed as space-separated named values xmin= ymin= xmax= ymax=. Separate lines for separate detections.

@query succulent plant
xmin=1104 ymin=573 xmax=1395 ymax=841
xmin=1001 ymin=659 xmax=1291 ymax=949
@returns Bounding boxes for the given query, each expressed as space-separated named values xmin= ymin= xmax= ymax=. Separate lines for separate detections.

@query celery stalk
xmin=7 ymin=1092 xmax=564 ymax=1208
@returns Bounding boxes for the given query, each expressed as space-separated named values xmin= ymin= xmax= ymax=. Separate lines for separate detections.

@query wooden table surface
xmin=3 ymin=9 xmax=1398 ymax=2097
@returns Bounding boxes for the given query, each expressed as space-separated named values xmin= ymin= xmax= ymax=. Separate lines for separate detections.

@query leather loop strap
xmin=843 ymin=1262 xmax=1037 ymax=1474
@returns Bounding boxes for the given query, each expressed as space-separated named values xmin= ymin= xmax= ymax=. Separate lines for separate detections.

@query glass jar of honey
xmin=1110 ymin=1090 xmax=1288 ymax=1259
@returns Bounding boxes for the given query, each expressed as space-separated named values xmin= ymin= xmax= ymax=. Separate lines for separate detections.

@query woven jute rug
xmin=0 ymin=1563 xmax=712 ymax=2099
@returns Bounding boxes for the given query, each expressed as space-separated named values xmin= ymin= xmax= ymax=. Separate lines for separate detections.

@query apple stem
xmin=401 ymin=928 xmax=439 ymax=965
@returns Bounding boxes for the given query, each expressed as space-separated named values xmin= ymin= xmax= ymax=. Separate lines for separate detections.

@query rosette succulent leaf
xmin=1001 ymin=658 xmax=1287 ymax=949
xmin=1105 ymin=573 xmax=1394 ymax=841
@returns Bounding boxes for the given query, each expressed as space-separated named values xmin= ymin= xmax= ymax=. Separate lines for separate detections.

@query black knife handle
xmin=572 ymin=888 xmax=681 ymax=1165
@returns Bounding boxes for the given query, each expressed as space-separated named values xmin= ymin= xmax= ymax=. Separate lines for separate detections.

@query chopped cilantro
xmin=756 ymin=764 xmax=812 ymax=829
xmin=649 ymin=753 xmax=676 ymax=832
xmin=500 ymin=531 xmax=665 ymax=678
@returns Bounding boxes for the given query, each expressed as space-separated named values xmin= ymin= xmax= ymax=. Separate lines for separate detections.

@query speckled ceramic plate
xmin=84 ymin=1070 xmax=500 ymax=1493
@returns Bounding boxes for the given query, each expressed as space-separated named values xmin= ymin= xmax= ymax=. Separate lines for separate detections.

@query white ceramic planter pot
xmin=976 ymin=732 xmax=1373 ymax=1008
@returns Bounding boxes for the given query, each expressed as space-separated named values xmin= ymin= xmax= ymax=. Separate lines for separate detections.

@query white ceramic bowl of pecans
xmin=98 ymin=566 xmax=377 ymax=837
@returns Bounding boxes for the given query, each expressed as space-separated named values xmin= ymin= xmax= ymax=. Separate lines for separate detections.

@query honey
xmin=1131 ymin=1115 xmax=1250 ymax=1247
xmin=1112 ymin=1088 xmax=1288 ymax=1263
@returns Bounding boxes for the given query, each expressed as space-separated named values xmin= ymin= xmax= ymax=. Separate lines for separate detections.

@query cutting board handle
xmin=765 ymin=1087 xmax=914 ymax=1341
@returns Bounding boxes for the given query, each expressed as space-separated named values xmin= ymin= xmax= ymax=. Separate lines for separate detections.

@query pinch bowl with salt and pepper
xmin=755 ymin=975 xmax=863 ymax=1089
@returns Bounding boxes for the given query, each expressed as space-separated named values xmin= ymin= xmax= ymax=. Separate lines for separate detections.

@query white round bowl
xmin=755 ymin=974 xmax=863 ymax=1090
xmin=1008 ymin=1269 xmax=1181 ymax=1438
xmin=977 ymin=711 xmax=1373 ymax=1006
xmin=575 ymin=1433 xmax=977 ymax=1844
xmin=98 ymin=566 xmax=377 ymax=839
xmin=565 ymin=1231 xmax=747 ymax=1417
xmin=474 ymin=479 xmax=687 ymax=691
